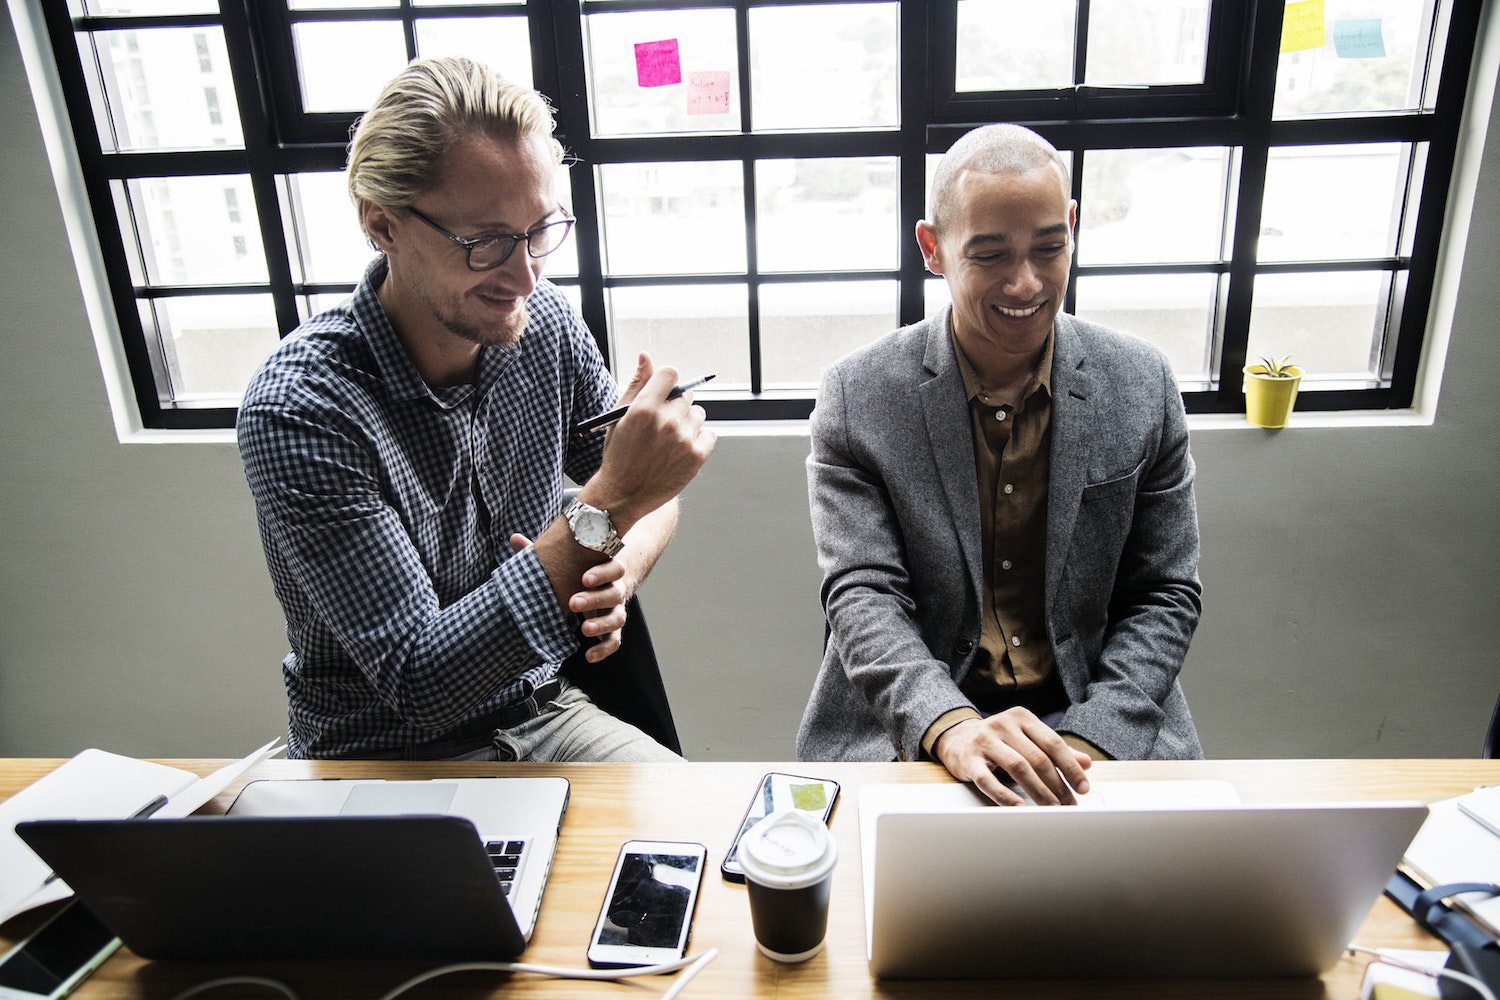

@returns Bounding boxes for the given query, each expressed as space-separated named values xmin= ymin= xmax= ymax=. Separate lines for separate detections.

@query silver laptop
xmin=229 ymin=777 xmax=569 ymax=939
xmin=859 ymin=782 xmax=1427 ymax=979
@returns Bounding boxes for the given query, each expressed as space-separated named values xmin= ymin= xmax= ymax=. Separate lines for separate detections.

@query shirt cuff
xmin=922 ymin=707 xmax=982 ymax=759
xmin=1061 ymin=732 xmax=1112 ymax=761
xmin=492 ymin=544 xmax=578 ymax=665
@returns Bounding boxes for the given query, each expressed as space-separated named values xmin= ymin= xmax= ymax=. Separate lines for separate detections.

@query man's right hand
xmin=584 ymin=364 xmax=716 ymax=528
xmin=934 ymin=710 xmax=1092 ymax=806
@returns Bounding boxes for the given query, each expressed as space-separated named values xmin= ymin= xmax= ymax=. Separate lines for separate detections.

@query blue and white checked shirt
xmin=238 ymin=258 xmax=617 ymax=758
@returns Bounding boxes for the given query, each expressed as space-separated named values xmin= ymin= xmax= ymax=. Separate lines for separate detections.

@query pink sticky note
xmin=686 ymin=71 xmax=731 ymax=116
xmin=634 ymin=39 xmax=682 ymax=88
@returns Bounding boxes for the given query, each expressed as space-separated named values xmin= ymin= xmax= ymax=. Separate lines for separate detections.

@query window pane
xmin=84 ymin=0 xmax=214 ymax=14
xmin=926 ymin=276 xmax=950 ymax=317
xmin=84 ymin=28 xmax=243 ymax=151
xmin=760 ymin=281 xmax=897 ymax=388
xmin=1085 ymin=0 xmax=1210 ymax=86
xmin=755 ymin=157 xmax=899 ymax=272
xmin=1248 ymin=271 xmax=1389 ymax=380
xmin=415 ymin=16 xmax=533 ymax=89
xmin=414 ymin=0 xmax=523 ymax=5
xmin=298 ymin=293 xmax=352 ymax=324
xmin=1259 ymin=144 xmax=1405 ymax=262
xmin=546 ymin=165 xmax=579 ymax=279
xmin=147 ymin=294 xmax=281 ymax=403
xmin=1074 ymin=273 xmax=1217 ymax=382
xmin=956 ymin=0 xmax=1076 ymax=92
xmin=553 ymin=283 xmax=583 ymax=315
xmin=290 ymin=0 xmax=398 ymax=8
xmin=584 ymin=9 xmax=739 ymax=137
xmin=750 ymin=3 xmax=898 ymax=131
xmin=124 ymin=175 xmax=268 ymax=285
xmin=596 ymin=162 xmax=746 ymax=276
xmin=1273 ymin=0 xmax=1437 ymax=117
xmin=293 ymin=21 xmax=407 ymax=113
xmin=282 ymin=172 xmax=370 ymax=285
xmin=606 ymin=284 xmax=750 ymax=387
xmin=1079 ymin=147 xmax=1231 ymax=265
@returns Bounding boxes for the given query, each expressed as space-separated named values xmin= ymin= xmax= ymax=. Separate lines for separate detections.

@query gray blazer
xmin=797 ymin=310 xmax=1204 ymax=763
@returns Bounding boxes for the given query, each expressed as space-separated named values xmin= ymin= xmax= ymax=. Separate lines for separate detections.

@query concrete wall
xmin=2 ymin=5 xmax=1496 ymax=760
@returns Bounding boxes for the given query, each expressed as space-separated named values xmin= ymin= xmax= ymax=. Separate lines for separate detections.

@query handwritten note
xmin=634 ymin=38 xmax=682 ymax=88
xmin=686 ymin=71 xmax=731 ymax=115
xmin=1332 ymin=18 xmax=1386 ymax=59
xmin=1280 ymin=0 xmax=1326 ymax=53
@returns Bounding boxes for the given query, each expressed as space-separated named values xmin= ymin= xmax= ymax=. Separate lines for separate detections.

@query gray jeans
xmin=446 ymin=678 xmax=683 ymax=763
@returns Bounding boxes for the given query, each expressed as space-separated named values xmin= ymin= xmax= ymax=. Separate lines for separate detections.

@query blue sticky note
xmin=1332 ymin=18 xmax=1386 ymax=59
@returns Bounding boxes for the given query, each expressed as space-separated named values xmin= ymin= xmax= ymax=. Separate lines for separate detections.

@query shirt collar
xmin=949 ymin=318 xmax=1055 ymax=409
xmin=351 ymin=256 xmax=507 ymax=408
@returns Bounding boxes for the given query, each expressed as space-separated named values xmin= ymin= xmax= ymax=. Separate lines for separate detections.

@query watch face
xmin=574 ymin=508 xmax=610 ymax=545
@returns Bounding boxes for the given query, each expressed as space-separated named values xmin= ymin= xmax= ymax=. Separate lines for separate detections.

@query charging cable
xmin=169 ymin=948 xmax=720 ymax=1000
xmin=1348 ymin=944 xmax=1497 ymax=1000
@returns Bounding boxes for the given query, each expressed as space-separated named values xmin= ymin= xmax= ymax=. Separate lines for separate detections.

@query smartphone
xmin=587 ymin=840 xmax=707 ymax=968
xmin=0 ymin=902 xmax=121 ymax=1000
xmin=720 ymin=772 xmax=840 ymax=883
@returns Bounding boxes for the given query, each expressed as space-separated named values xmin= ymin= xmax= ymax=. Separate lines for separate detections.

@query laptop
xmin=15 ymin=776 xmax=568 ymax=962
xmin=859 ymin=782 xmax=1428 ymax=979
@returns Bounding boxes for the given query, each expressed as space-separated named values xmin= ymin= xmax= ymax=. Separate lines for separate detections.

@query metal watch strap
xmin=564 ymin=500 xmax=623 ymax=557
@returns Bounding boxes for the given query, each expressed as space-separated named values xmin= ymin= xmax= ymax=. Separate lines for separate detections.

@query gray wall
xmin=2 ymin=5 xmax=1496 ymax=760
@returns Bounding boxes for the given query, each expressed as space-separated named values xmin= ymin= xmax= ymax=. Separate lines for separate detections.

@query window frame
xmin=36 ymin=0 xmax=1487 ymax=430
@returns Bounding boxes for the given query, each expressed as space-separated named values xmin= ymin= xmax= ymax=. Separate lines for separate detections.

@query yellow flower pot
xmin=1242 ymin=364 xmax=1302 ymax=428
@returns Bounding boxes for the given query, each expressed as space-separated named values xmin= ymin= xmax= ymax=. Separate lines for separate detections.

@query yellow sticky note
xmin=1281 ymin=0 xmax=1326 ymax=53
xmin=790 ymin=783 xmax=827 ymax=812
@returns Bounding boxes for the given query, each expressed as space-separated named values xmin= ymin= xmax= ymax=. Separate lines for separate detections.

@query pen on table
xmin=40 ymin=794 xmax=169 ymax=886
xmin=576 ymin=374 xmax=717 ymax=434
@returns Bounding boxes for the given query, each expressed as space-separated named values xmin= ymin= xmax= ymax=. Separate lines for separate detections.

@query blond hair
xmin=928 ymin=124 xmax=1070 ymax=230
xmin=347 ymin=56 xmax=564 ymax=238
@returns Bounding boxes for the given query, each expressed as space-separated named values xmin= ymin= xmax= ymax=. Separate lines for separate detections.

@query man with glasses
xmin=798 ymin=124 xmax=1203 ymax=803
xmin=237 ymin=57 xmax=715 ymax=760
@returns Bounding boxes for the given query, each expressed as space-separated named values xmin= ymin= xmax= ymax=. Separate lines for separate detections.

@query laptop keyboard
xmin=484 ymin=838 xmax=528 ymax=896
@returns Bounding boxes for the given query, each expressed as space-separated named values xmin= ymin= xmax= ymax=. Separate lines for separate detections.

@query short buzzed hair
xmin=928 ymin=124 xmax=1070 ymax=230
xmin=346 ymin=56 xmax=565 ymax=240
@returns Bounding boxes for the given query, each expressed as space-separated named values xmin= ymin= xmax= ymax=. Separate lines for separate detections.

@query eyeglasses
xmin=405 ymin=206 xmax=576 ymax=271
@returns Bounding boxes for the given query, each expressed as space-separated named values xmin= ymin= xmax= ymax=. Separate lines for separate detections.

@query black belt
xmin=392 ymin=678 xmax=563 ymax=760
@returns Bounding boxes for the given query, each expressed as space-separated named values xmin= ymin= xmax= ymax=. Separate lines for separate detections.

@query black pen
xmin=576 ymin=374 xmax=717 ymax=433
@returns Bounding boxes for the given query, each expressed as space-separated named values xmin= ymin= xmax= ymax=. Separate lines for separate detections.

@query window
xmin=36 ymin=0 xmax=1485 ymax=429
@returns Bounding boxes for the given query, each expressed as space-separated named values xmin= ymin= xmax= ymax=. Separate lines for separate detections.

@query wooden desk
xmin=3 ymin=758 xmax=1496 ymax=998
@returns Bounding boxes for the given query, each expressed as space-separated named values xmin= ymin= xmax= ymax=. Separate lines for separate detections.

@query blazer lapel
xmin=919 ymin=312 xmax=983 ymax=604
xmin=1045 ymin=315 xmax=1094 ymax=611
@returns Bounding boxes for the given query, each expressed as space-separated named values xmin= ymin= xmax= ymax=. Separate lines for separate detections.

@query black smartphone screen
xmin=0 ymin=903 xmax=117 ymax=997
xmin=595 ymin=852 xmax=701 ymax=949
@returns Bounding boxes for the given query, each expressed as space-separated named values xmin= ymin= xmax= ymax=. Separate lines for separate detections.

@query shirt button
xmin=995 ymin=410 xmax=1007 ymax=422
xmin=1001 ymin=559 xmax=1013 ymax=570
xmin=955 ymin=638 xmax=975 ymax=654
xmin=1003 ymin=483 xmax=1014 ymax=495
xmin=1011 ymin=635 xmax=1023 ymax=647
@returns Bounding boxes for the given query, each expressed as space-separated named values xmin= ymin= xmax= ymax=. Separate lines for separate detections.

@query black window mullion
xmin=399 ymin=0 xmax=417 ymax=60
xmin=221 ymin=0 xmax=300 ymax=343
xmin=1073 ymin=0 xmax=1090 ymax=85
xmin=897 ymin=0 xmax=929 ymax=328
xmin=735 ymin=2 xmax=762 ymax=394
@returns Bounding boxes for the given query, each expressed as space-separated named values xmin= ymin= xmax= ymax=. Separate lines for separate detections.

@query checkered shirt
xmin=237 ymin=258 xmax=616 ymax=758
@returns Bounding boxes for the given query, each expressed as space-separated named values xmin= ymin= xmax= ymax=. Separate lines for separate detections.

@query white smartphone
xmin=586 ymin=840 xmax=707 ymax=968
xmin=0 ymin=903 xmax=121 ymax=1000
xmin=720 ymin=772 xmax=840 ymax=883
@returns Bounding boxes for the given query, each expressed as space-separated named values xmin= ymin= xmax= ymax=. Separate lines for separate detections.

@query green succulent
xmin=1255 ymin=355 xmax=1297 ymax=378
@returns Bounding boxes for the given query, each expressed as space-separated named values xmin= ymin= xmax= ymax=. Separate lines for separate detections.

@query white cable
xmin=1348 ymin=944 xmax=1497 ymax=1000
xmin=171 ymin=976 xmax=301 ymax=1000
xmin=376 ymin=947 xmax=720 ymax=1000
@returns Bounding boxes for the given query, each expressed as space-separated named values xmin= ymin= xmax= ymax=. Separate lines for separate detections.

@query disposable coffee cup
xmin=736 ymin=808 xmax=838 ymax=963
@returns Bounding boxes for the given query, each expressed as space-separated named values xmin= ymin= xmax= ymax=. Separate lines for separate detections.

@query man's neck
xmin=375 ymin=271 xmax=481 ymax=388
xmin=958 ymin=339 xmax=1047 ymax=404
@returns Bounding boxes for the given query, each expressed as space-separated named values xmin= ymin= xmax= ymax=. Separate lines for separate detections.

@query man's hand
xmin=584 ymin=360 xmax=715 ymax=530
xmin=933 ymin=709 xmax=1092 ymax=806
xmin=512 ymin=533 xmax=638 ymax=663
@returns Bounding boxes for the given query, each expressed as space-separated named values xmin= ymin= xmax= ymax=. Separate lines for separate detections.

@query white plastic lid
xmin=737 ymin=809 xmax=837 ymax=890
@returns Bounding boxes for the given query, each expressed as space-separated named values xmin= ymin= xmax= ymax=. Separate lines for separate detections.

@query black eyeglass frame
xmin=405 ymin=206 xmax=577 ymax=272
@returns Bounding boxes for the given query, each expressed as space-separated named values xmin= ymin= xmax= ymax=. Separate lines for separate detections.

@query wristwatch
xmin=563 ymin=500 xmax=623 ymax=557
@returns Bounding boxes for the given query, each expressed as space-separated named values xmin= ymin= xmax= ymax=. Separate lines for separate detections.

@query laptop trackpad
xmin=339 ymin=782 xmax=459 ymax=816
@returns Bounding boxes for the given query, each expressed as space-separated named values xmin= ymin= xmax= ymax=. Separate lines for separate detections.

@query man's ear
xmin=363 ymin=201 xmax=397 ymax=256
xmin=915 ymin=220 xmax=944 ymax=275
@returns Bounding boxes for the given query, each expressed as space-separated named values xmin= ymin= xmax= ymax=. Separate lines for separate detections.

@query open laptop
xmin=859 ymin=782 xmax=1427 ymax=979
xmin=15 ymin=776 xmax=568 ymax=962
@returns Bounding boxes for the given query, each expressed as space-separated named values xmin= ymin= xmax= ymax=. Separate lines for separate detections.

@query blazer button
xmin=954 ymin=638 xmax=975 ymax=655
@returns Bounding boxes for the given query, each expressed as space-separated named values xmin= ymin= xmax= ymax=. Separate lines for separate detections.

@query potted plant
xmin=1243 ymin=355 xmax=1303 ymax=428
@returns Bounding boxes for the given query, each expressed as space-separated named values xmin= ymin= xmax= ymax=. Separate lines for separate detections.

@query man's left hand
xmin=511 ymin=533 xmax=638 ymax=663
